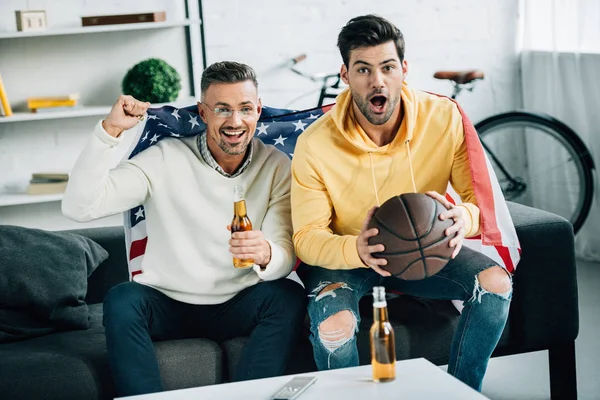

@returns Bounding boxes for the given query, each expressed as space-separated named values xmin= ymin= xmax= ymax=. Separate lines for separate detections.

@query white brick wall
xmin=202 ymin=0 xmax=522 ymax=121
xmin=0 ymin=0 xmax=521 ymax=230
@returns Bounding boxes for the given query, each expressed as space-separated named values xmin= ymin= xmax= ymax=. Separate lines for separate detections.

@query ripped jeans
xmin=296 ymin=246 xmax=512 ymax=392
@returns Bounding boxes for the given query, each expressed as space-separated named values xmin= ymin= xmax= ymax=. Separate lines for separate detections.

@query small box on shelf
xmin=81 ymin=12 xmax=166 ymax=27
xmin=15 ymin=10 xmax=48 ymax=32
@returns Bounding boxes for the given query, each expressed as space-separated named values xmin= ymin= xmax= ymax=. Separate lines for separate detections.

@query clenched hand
xmin=228 ymin=226 xmax=272 ymax=269
xmin=102 ymin=95 xmax=150 ymax=138
xmin=356 ymin=206 xmax=391 ymax=277
xmin=426 ymin=191 xmax=466 ymax=259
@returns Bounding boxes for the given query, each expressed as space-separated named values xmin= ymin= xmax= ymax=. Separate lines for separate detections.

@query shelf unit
xmin=0 ymin=193 xmax=63 ymax=207
xmin=0 ymin=106 xmax=112 ymax=123
xmin=0 ymin=96 xmax=198 ymax=124
xmin=0 ymin=1 xmax=206 ymax=210
xmin=0 ymin=93 xmax=199 ymax=208
xmin=0 ymin=19 xmax=201 ymax=39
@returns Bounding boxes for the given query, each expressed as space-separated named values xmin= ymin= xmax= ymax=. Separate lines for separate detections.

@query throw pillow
xmin=0 ymin=225 xmax=109 ymax=343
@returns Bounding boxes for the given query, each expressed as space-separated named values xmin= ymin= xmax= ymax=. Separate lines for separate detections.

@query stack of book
xmin=27 ymin=173 xmax=69 ymax=195
xmin=27 ymin=95 xmax=79 ymax=113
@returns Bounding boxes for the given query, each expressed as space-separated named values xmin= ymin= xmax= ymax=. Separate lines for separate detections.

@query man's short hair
xmin=337 ymin=14 xmax=405 ymax=66
xmin=200 ymin=61 xmax=258 ymax=96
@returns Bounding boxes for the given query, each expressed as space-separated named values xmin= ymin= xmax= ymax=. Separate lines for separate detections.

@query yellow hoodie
xmin=290 ymin=83 xmax=480 ymax=270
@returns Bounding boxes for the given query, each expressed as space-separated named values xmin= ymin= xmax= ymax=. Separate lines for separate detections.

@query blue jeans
xmin=296 ymin=246 xmax=512 ymax=392
xmin=103 ymin=279 xmax=306 ymax=397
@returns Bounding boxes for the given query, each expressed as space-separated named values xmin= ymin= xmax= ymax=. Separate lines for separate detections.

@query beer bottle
xmin=231 ymin=185 xmax=254 ymax=268
xmin=370 ymin=286 xmax=396 ymax=382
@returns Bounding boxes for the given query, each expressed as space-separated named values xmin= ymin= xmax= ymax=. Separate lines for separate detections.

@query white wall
xmin=203 ymin=0 xmax=522 ymax=121
xmin=0 ymin=0 xmax=522 ymax=231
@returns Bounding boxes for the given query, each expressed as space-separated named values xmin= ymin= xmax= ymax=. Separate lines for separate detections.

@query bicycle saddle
xmin=433 ymin=70 xmax=484 ymax=84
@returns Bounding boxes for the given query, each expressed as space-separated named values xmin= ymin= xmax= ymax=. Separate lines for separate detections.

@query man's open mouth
xmin=369 ymin=95 xmax=387 ymax=113
xmin=221 ymin=129 xmax=246 ymax=142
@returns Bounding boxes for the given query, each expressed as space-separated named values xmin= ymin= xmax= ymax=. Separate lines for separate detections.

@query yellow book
xmin=28 ymin=99 xmax=78 ymax=110
xmin=0 ymin=72 xmax=13 ymax=117
xmin=27 ymin=94 xmax=79 ymax=103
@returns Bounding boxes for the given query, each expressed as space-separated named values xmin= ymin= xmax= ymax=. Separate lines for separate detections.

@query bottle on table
xmin=370 ymin=286 xmax=396 ymax=382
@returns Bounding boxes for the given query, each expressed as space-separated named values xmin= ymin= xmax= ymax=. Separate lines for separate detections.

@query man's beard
xmin=352 ymin=88 xmax=400 ymax=126
xmin=218 ymin=137 xmax=250 ymax=156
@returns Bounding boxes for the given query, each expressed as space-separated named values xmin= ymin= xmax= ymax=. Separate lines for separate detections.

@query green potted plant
xmin=121 ymin=58 xmax=181 ymax=103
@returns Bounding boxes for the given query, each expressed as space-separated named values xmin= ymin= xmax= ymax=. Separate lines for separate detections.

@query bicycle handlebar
xmin=288 ymin=54 xmax=341 ymax=84
xmin=292 ymin=54 xmax=307 ymax=64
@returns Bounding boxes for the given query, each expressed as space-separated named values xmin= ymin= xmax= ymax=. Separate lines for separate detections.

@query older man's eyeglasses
xmin=202 ymin=104 xmax=257 ymax=119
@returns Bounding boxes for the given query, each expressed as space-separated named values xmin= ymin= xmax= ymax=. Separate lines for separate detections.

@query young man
xmin=62 ymin=61 xmax=305 ymax=397
xmin=291 ymin=15 xmax=512 ymax=391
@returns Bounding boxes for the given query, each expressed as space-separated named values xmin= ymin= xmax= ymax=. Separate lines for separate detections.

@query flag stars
xmin=293 ymin=120 xmax=307 ymax=132
xmin=308 ymin=114 xmax=319 ymax=119
xmin=149 ymin=134 xmax=160 ymax=144
xmin=147 ymin=114 xmax=158 ymax=120
xmin=141 ymin=130 xmax=150 ymax=141
xmin=171 ymin=108 xmax=181 ymax=121
xmin=256 ymin=122 xmax=269 ymax=135
xmin=273 ymin=135 xmax=287 ymax=146
xmin=134 ymin=208 xmax=145 ymax=220
xmin=189 ymin=115 xmax=199 ymax=129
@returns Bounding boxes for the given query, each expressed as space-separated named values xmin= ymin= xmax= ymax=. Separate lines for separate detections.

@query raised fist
xmin=102 ymin=95 xmax=150 ymax=137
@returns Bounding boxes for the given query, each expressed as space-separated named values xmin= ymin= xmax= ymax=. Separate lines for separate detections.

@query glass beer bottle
xmin=231 ymin=185 xmax=254 ymax=268
xmin=370 ymin=286 xmax=396 ymax=382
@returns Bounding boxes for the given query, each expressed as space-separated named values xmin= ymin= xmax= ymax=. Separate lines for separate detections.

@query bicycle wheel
xmin=475 ymin=111 xmax=595 ymax=234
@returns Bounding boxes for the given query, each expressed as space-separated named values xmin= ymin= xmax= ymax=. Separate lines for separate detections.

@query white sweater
xmin=62 ymin=120 xmax=296 ymax=305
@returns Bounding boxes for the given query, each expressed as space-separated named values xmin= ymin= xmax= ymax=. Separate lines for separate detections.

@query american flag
xmin=122 ymin=103 xmax=334 ymax=278
xmin=121 ymin=100 xmax=521 ymax=280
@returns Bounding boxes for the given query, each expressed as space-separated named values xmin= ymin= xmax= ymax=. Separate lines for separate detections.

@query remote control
xmin=270 ymin=376 xmax=317 ymax=400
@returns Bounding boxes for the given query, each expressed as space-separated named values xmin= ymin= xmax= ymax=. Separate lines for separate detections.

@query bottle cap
xmin=233 ymin=185 xmax=245 ymax=202
xmin=373 ymin=286 xmax=387 ymax=308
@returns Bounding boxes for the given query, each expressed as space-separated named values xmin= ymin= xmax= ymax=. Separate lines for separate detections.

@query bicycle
xmin=286 ymin=55 xmax=596 ymax=234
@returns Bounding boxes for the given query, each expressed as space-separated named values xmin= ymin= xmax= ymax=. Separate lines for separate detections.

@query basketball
xmin=367 ymin=193 xmax=456 ymax=280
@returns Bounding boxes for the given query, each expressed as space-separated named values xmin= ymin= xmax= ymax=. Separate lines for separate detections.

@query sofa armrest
xmin=64 ymin=226 xmax=129 ymax=305
xmin=507 ymin=202 xmax=579 ymax=348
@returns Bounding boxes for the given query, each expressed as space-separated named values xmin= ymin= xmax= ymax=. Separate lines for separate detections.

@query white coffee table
xmin=117 ymin=358 xmax=489 ymax=399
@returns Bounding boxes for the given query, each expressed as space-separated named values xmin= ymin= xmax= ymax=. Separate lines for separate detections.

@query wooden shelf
xmin=0 ymin=19 xmax=201 ymax=39
xmin=0 ymin=97 xmax=198 ymax=124
xmin=0 ymin=193 xmax=63 ymax=207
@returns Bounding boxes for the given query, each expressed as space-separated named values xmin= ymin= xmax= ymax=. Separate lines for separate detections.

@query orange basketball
xmin=367 ymin=193 xmax=455 ymax=280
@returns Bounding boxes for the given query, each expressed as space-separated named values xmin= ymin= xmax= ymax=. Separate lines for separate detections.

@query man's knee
xmin=103 ymin=282 xmax=147 ymax=324
xmin=477 ymin=266 xmax=512 ymax=294
xmin=318 ymin=310 xmax=357 ymax=351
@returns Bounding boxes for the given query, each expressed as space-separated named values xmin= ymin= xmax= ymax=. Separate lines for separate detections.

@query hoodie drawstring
xmin=369 ymin=152 xmax=381 ymax=207
xmin=369 ymin=141 xmax=417 ymax=208
xmin=406 ymin=140 xmax=417 ymax=193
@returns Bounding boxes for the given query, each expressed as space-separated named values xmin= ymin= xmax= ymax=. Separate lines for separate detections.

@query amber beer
xmin=370 ymin=286 xmax=396 ymax=382
xmin=231 ymin=185 xmax=254 ymax=268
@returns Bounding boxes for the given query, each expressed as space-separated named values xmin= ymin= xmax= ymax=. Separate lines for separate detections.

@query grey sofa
xmin=0 ymin=202 xmax=579 ymax=400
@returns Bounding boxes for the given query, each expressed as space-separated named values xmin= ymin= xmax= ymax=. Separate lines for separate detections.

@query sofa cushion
xmin=0 ymin=304 xmax=224 ymax=400
xmin=0 ymin=225 xmax=109 ymax=343
xmin=64 ymin=226 xmax=130 ymax=305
